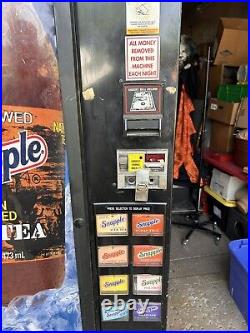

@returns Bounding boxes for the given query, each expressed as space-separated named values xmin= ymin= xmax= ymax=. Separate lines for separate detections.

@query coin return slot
xmin=124 ymin=119 xmax=161 ymax=137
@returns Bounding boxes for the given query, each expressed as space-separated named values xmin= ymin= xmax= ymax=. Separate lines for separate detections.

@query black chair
xmin=172 ymin=209 xmax=222 ymax=246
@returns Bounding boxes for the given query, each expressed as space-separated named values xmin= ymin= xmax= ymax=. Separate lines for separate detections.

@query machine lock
xmin=135 ymin=169 xmax=149 ymax=202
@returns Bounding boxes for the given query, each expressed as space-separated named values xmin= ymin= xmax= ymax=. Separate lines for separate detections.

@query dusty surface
xmin=167 ymin=222 xmax=247 ymax=331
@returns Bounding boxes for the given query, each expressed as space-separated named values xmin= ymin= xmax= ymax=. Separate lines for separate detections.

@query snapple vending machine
xmin=55 ymin=2 xmax=181 ymax=331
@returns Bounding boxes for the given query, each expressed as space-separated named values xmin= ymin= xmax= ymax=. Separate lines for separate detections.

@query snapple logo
xmin=101 ymin=216 xmax=125 ymax=228
xmin=142 ymin=277 xmax=161 ymax=286
xmin=102 ymin=249 xmax=125 ymax=260
xmin=2 ymin=131 xmax=48 ymax=184
xmin=104 ymin=279 xmax=125 ymax=288
xmin=138 ymin=305 xmax=159 ymax=315
xmin=138 ymin=248 xmax=162 ymax=258
xmin=137 ymin=218 xmax=160 ymax=228
xmin=145 ymin=305 xmax=158 ymax=313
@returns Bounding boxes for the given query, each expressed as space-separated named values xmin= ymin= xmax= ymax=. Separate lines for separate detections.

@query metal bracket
xmin=135 ymin=169 xmax=149 ymax=202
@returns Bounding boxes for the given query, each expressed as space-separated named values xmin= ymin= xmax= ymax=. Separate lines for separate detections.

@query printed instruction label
xmin=128 ymin=153 xmax=145 ymax=172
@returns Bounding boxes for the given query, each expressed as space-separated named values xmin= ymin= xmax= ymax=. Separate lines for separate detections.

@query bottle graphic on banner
xmin=2 ymin=3 xmax=65 ymax=305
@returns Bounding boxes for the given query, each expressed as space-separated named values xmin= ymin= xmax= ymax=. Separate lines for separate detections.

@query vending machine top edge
xmin=54 ymin=2 xmax=181 ymax=331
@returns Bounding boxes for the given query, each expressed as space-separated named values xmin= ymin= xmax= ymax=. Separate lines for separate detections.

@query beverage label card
xmin=98 ymin=245 xmax=129 ymax=267
xmin=133 ymin=274 xmax=162 ymax=295
xmin=99 ymin=275 xmax=129 ymax=295
xmin=133 ymin=245 xmax=163 ymax=266
xmin=96 ymin=214 xmax=128 ymax=236
xmin=133 ymin=302 xmax=161 ymax=321
xmin=101 ymin=303 xmax=129 ymax=321
xmin=132 ymin=214 xmax=164 ymax=236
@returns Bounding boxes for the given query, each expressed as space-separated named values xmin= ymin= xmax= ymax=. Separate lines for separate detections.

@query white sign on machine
xmin=126 ymin=2 xmax=160 ymax=35
xmin=125 ymin=36 xmax=160 ymax=81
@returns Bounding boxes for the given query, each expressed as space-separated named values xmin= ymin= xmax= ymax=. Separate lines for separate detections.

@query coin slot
xmin=126 ymin=176 xmax=136 ymax=185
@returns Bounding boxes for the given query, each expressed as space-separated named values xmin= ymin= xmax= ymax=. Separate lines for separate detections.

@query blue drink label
xmin=133 ymin=302 xmax=161 ymax=322
xmin=102 ymin=303 xmax=129 ymax=321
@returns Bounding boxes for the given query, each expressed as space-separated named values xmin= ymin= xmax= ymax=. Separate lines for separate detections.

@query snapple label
xmin=2 ymin=105 xmax=65 ymax=305
xmin=133 ymin=302 xmax=161 ymax=322
xmin=96 ymin=214 xmax=128 ymax=236
xmin=2 ymin=3 xmax=65 ymax=305
xmin=101 ymin=303 xmax=129 ymax=321
xmin=132 ymin=214 xmax=164 ymax=236
xmin=133 ymin=274 xmax=162 ymax=295
xmin=99 ymin=275 xmax=129 ymax=295
xmin=98 ymin=245 xmax=128 ymax=267
xmin=133 ymin=245 xmax=163 ymax=266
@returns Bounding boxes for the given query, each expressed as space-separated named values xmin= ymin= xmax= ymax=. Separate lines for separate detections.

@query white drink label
xmin=134 ymin=274 xmax=162 ymax=295
xmin=96 ymin=214 xmax=128 ymax=236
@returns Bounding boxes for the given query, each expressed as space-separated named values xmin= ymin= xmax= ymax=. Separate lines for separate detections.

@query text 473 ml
xmin=2 ymin=251 xmax=25 ymax=260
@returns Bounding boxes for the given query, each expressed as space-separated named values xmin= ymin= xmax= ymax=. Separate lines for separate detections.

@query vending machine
xmin=54 ymin=2 xmax=181 ymax=331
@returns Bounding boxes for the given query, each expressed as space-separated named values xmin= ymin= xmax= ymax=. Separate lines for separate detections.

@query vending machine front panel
xmin=54 ymin=2 xmax=181 ymax=330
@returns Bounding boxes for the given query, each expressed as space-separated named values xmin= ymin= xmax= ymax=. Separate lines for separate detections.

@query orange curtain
xmin=174 ymin=85 xmax=199 ymax=183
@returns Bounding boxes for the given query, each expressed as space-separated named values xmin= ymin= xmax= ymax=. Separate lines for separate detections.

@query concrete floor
xmin=167 ymin=218 xmax=248 ymax=331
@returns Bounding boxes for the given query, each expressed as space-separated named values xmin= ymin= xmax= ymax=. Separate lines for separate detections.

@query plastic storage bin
xmin=228 ymin=239 xmax=248 ymax=323
xmin=226 ymin=208 xmax=248 ymax=240
xmin=204 ymin=185 xmax=236 ymax=232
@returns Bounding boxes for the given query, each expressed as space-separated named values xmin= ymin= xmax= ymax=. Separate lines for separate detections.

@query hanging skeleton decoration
xmin=179 ymin=35 xmax=199 ymax=70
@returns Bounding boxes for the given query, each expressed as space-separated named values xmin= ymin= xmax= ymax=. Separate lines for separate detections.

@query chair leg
xmin=182 ymin=228 xmax=194 ymax=246
xmin=172 ymin=214 xmax=222 ymax=246
xmin=193 ymin=224 xmax=222 ymax=241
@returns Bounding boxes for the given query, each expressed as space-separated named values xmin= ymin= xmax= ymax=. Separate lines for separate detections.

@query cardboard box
xmin=208 ymin=98 xmax=239 ymax=125
xmin=213 ymin=18 xmax=248 ymax=66
xmin=233 ymin=137 xmax=248 ymax=168
xmin=236 ymin=98 xmax=248 ymax=129
xmin=209 ymin=121 xmax=234 ymax=153
xmin=209 ymin=65 xmax=238 ymax=97
xmin=210 ymin=168 xmax=245 ymax=201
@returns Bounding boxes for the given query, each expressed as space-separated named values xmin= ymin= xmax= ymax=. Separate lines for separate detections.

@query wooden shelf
xmin=203 ymin=149 xmax=248 ymax=183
